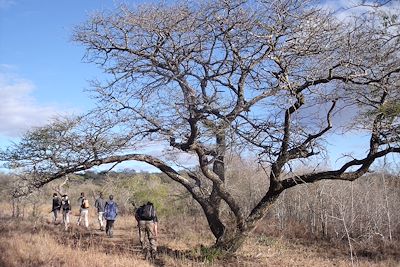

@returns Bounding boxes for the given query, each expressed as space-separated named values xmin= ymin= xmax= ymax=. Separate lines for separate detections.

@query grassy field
xmin=0 ymin=204 xmax=399 ymax=267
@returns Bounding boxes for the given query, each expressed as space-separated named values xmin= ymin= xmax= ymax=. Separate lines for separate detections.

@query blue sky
xmin=0 ymin=0 xmax=397 ymax=172
xmin=0 ymin=0 xmax=113 ymax=138
xmin=0 ymin=0 xmax=161 ymax=171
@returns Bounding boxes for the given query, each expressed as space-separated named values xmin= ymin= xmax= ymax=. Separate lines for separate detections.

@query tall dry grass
xmin=1 ymin=169 xmax=400 ymax=267
xmin=1 ymin=207 xmax=399 ymax=267
xmin=0 ymin=218 xmax=151 ymax=267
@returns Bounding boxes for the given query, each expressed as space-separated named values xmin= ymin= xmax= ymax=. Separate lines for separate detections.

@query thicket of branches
xmin=2 ymin=168 xmax=399 ymax=246
xmin=1 ymin=0 xmax=400 ymax=252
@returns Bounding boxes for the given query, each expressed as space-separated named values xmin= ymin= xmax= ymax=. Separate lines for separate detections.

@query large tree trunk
xmin=202 ymin=203 xmax=226 ymax=239
xmin=214 ymin=227 xmax=249 ymax=253
xmin=210 ymin=132 xmax=226 ymax=211
xmin=202 ymin=131 xmax=227 ymax=239
xmin=212 ymin=191 xmax=282 ymax=253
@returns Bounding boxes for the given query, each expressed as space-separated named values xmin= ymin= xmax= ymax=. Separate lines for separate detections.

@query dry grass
xmin=0 ymin=217 xmax=151 ymax=267
xmin=239 ymin=236 xmax=400 ymax=267
xmin=0 ymin=203 xmax=399 ymax=267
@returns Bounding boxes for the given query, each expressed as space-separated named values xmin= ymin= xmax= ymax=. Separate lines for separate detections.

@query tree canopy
xmin=1 ymin=0 xmax=400 ymax=252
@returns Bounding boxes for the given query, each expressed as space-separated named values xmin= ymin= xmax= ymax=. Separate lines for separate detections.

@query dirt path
xmin=44 ymin=220 xmax=167 ymax=267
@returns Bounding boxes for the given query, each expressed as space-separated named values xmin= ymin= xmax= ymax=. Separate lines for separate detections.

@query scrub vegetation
xmin=0 ymin=168 xmax=399 ymax=266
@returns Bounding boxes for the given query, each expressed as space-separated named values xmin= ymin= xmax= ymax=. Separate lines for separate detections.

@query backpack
xmin=81 ymin=199 xmax=90 ymax=209
xmin=141 ymin=204 xmax=155 ymax=220
xmin=135 ymin=206 xmax=144 ymax=221
xmin=62 ymin=200 xmax=71 ymax=211
xmin=104 ymin=201 xmax=117 ymax=220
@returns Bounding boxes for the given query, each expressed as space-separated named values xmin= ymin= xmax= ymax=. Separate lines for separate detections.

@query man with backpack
xmin=135 ymin=201 xmax=158 ymax=259
xmin=104 ymin=195 xmax=118 ymax=237
xmin=77 ymin=192 xmax=90 ymax=229
xmin=94 ymin=192 xmax=106 ymax=231
xmin=51 ymin=193 xmax=62 ymax=224
xmin=61 ymin=194 xmax=71 ymax=230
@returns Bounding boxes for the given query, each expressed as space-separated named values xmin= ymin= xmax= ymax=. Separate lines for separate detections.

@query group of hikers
xmin=51 ymin=192 xmax=158 ymax=259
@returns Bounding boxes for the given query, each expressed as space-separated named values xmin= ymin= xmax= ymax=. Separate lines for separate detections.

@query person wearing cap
xmin=61 ymin=194 xmax=71 ymax=230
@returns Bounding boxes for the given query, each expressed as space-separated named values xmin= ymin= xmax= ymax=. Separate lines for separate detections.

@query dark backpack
xmin=135 ymin=206 xmax=144 ymax=221
xmin=141 ymin=204 xmax=155 ymax=220
xmin=62 ymin=200 xmax=71 ymax=211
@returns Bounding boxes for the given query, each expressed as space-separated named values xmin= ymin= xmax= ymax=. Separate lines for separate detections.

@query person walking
xmin=94 ymin=192 xmax=106 ymax=231
xmin=77 ymin=192 xmax=89 ymax=229
xmin=61 ymin=194 xmax=71 ymax=230
xmin=51 ymin=193 xmax=62 ymax=224
xmin=135 ymin=201 xmax=158 ymax=260
xmin=104 ymin=195 xmax=118 ymax=237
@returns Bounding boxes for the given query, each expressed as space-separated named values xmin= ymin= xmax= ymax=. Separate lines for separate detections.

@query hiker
xmin=51 ymin=193 xmax=62 ymax=224
xmin=61 ymin=194 xmax=71 ymax=230
xmin=77 ymin=192 xmax=89 ymax=229
xmin=134 ymin=204 xmax=145 ymax=223
xmin=135 ymin=201 xmax=158 ymax=259
xmin=104 ymin=195 xmax=118 ymax=237
xmin=94 ymin=192 xmax=106 ymax=231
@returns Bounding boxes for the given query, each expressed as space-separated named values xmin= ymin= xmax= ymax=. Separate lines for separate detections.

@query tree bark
xmin=215 ymin=227 xmax=248 ymax=253
xmin=213 ymin=188 xmax=282 ymax=253
xmin=210 ymin=131 xmax=226 ymax=211
xmin=202 ymin=204 xmax=226 ymax=240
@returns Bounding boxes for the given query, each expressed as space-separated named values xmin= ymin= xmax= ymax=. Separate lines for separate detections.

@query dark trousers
xmin=106 ymin=220 xmax=115 ymax=237
xmin=52 ymin=208 xmax=61 ymax=223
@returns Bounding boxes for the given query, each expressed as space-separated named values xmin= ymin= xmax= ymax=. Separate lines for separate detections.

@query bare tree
xmin=1 ymin=0 xmax=400 ymax=253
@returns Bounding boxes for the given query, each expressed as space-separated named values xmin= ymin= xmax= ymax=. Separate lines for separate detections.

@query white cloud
xmin=0 ymin=66 xmax=62 ymax=137
xmin=321 ymin=0 xmax=400 ymax=21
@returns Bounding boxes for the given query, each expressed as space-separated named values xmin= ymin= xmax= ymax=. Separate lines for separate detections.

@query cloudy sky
xmin=0 ymin=0 xmax=158 ymax=171
xmin=0 ymin=0 xmax=397 ymax=171
xmin=0 ymin=0 xmax=113 ymax=141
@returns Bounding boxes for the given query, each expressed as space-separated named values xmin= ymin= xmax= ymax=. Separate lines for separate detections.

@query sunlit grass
xmin=0 ymin=203 xmax=399 ymax=267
